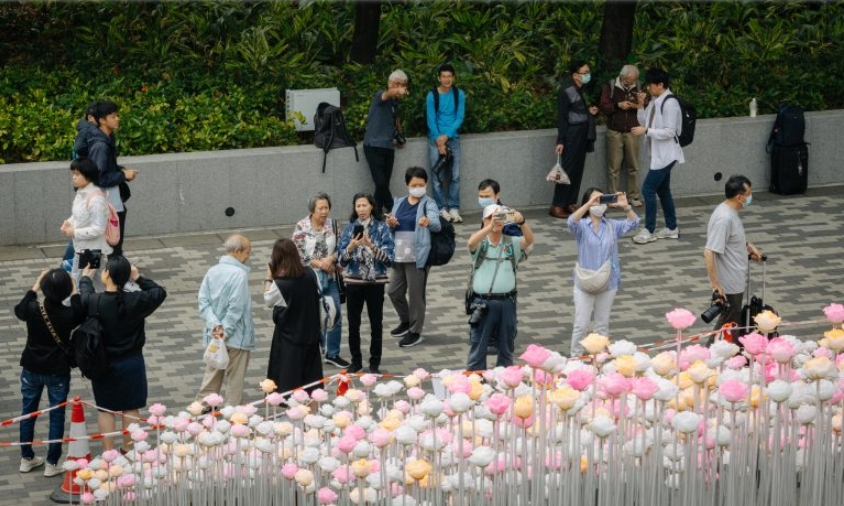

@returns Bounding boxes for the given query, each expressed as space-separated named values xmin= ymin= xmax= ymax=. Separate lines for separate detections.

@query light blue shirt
xmin=426 ymin=88 xmax=466 ymax=141
xmin=567 ymin=216 xmax=639 ymax=291
xmin=198 ymin=255 xmax=256 ymax=351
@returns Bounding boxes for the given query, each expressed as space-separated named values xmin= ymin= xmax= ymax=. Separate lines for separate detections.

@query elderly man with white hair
xmin=598 ymin=64 xmax=645 ymax=207
xmin=195 ymin=234 xmax=255 ymax=408
xmin=363 ymin=69 xmax=410 ymax=215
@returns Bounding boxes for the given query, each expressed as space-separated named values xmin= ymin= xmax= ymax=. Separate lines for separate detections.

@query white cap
xmin=483 ymin=204 xmax=503 ymax=220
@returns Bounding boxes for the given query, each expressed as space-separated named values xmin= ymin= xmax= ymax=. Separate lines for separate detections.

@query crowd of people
xmin=13 ymin=61 xmax=764 ymax=475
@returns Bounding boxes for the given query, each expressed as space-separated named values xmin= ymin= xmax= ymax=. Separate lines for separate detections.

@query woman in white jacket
xmin=60 ymin=159 xmax=112 ymax=290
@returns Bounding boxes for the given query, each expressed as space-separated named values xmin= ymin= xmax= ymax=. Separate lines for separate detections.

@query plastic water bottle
xmin=750 ymin=98 xmax=757 ymax=117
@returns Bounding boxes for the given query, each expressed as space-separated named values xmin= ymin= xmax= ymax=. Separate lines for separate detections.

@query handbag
xmin=546 ymin=154 xmax=571 ymax=185
xmin=118 ymin=181 xmax=131 ymax=202
xmin=331 ymin=219 xmax=346 ymax=304
xmin=203 ymin=338 xmax=230 ymax=370
xmin=574 ymin=261 xmax=612 ymax=294
xmin=39 ymin=303 xmax=77 ymax=368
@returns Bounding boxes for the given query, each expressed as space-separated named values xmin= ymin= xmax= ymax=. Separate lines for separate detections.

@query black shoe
xmin=390 ymin=322 xmax=410 ymax=337
xmin=368 ymin=367 xmax=384 ymax=374
xmin=487 ymin=346 xmax=499 ymax=356
xmin=399 ymin=332 xmax=423 ymax=348
xmin=347 ymin=363 xmax=363 ymax=374
xmin=325 ymin=355 xmax=351 ymax=368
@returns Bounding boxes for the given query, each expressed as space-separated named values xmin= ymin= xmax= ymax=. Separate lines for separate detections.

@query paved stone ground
xmin=0 ymin=185 xmax=842 ymax=505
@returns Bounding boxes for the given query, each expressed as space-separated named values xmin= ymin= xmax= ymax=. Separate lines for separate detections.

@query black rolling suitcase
xmin=735 ymin=255 xmax=778 ymax=341
xmin=767 ymin=105 xmax=808 ymax=195
xmin=770 ymin=144 xmax=808 ymax=195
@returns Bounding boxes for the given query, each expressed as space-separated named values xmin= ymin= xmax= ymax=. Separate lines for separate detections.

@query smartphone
xmin=353 ymin=224 xmax=364 ymax=238
xmin=79 ymin=249 xmax=102 ymax=269
xmin=599 ymin=194 xmax=618 ymax=204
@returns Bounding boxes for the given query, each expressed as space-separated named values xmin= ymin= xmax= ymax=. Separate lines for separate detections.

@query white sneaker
xmin=654 ymin=227 xmax=679 ymax=239
xmin=632 ymin=229 xmax=657 ymax=244
xmin=448 ymin=208 xmax=463 ymax=223
xmin=439 ymin=209 xmax=452 ymax=223
xmin=44 ymin=463 xmax=63 ymax=477
xmin=19 ymin=456 xmax=44 ymax=473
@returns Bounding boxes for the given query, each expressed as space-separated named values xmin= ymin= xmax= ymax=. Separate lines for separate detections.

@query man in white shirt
xmin=630 ymin=68 xmax=685 ymax=244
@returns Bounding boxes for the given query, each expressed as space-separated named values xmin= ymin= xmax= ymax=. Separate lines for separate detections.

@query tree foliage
xmin=0 ymin=1 xmax=841 ymax=163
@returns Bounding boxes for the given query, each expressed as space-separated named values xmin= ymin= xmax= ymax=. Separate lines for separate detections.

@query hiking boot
xmin=632 ymin=229 xmax=657 ymax=244
xmin=448 ymin=208 xmax=463 ymax=223
xmin=399 ymin=332 xmax=423 ymax=348
xmin=20 ymin=456 xmax=44 ymax=473
xmin=390 ymin=322 xmax=410 ymax=337
xmin=324 ymin=355 xmax=351 ymax=368
xmin=654 ymin=227 xmax=680 ymax=239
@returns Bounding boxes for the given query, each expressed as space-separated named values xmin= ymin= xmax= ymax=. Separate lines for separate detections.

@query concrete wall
xmin=2 ymin=110 xmax=841 ymax=247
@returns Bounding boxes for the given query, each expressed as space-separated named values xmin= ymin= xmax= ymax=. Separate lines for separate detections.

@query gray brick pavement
xmin=0 ymin=185 xmax=842 ymax=505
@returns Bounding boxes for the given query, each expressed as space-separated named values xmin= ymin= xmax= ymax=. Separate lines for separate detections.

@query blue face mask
xmin=743 ymin=194 xmax=753 ymax=208
xmin=580 ymin=73 xmax=591 ymax=85
xmin=478 ymin=197 xmax=495 ymax=208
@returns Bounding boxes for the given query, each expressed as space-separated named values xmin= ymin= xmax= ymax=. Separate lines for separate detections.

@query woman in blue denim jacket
xmin=337 ymin=193 xmax=395 ymax=374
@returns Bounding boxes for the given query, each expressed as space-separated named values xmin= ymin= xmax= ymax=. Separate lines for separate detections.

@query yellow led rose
xmin=613 ymin=355 xmax=637 ymax=377
xmin=580 ymin=333 xmax=610 ymax=355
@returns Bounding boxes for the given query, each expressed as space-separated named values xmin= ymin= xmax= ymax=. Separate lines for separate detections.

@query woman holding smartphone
xmin=337 ymin=193 xmax=395 ymax=374
xmin=567 ymin=188 xmax=639 ymax=357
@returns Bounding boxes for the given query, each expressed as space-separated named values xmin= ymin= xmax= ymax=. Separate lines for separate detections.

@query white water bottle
xmin=750 ymin=98 xmax=757 ymax=117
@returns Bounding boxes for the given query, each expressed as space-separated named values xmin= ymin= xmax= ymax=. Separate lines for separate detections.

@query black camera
xmin=431 ymin=148 xmax=454 ymax=179
xmin=78 ymin=249 xmax=102 ymax=270
xmin=468 ymin=302 xmax=488 ymax=326
xmin=701 ymin=291 xmax=730 ymax=324
xmin=393 ymin=129 xmax=406 ymax=146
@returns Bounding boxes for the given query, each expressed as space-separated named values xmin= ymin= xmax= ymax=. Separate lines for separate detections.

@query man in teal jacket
xmin=195 ymin=234 xmax=256 ymax=407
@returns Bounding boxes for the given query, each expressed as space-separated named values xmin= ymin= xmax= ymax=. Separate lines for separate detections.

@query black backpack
xmin=661 ymin=94 xmax=696 ymax=147
xmin=313 ymin=102 xmax=359 ymax=173
xmin=424 ymin=201 xmax=456 ymax=267
xmin=766 ymin=105 xmax=805 ymax=151
xmin=70 ymin=293 xmax=109 ymax=380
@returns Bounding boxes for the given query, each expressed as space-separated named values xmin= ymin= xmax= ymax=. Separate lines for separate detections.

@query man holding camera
xmin=466 ymin=205 xmax=534 ymax=371
xmin=704 ymin=175 xmax=762 ymax=331
xmin=363 ymin=70 xmax=409 ymax=215
xmin=427 ymin=64 xmax=466 ymax=223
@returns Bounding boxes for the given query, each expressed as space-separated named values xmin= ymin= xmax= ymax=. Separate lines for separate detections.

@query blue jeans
xmin=466 ymin=296 xmax=516 ymax=371
xmin=20 ymin=369 xmax=70 ymax=465
xmin=316 ymin=270 xmax=343 ymax=358
xmin=429 ymin=137 xmax=461 ymax=210
xmin=641 ymin=161 xmax=677 ymax=233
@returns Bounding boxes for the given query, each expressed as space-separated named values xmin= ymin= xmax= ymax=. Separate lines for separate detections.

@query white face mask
xmin=408 ymin=186 xmax=427 ymax=198
xmin=589 ymin=204 xmax=607 ymax=218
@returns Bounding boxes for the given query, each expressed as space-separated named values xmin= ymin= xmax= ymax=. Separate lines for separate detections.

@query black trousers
xmin=364 ymin=145 xmax=395 ymax=214
xmin=553 ymin=123 xmax=589 ymax=207
xmin=346 ymin=283 xmax=385 ymax=369
xmin=113 ymin=208 xmax=127 ymax=257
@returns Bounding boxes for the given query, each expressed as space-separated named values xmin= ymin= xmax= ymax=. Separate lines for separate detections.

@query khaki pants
xmin=195 ymin=346 xmax=250 ymax=407
xmin=605 ymin=129 xmax=641 ymax=200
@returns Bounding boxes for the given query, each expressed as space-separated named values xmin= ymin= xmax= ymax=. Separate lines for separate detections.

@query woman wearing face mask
xmin=337 ymin=193 xmax=395 ymax=373
xmin=292 ymin=193 xmax=349 ymax=369
xmin=384 ymin=167 xmax=441 ymax=348
xmin=550 ymin=59 xmax=600 ymax=220
xmin=567 ymin=188 xmax=639 ymax=357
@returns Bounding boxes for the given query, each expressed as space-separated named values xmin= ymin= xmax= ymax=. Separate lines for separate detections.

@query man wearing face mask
xmin=598 ymin=65 xmax=645 ymax=208
xmin=704 ymin=175 xmax=762 ymax=332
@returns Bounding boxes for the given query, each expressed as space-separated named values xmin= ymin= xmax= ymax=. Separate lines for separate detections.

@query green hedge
xmin=0 ymin=1 xmax=841 ymax=163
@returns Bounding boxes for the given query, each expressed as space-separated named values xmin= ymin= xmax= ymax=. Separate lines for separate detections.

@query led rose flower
xmin=821 ymin=329 xmax=844 ymax=353
xmin=766 ymin=337 xmax=797 ymax=363
xmin=823 ymin=303 xmax=844 ymax=324
xmin=687 ymin=361 xmax=713 ymax=385
xmin=281 ymin=463 xmax=299 ymax=480
xmin=719 ymin=379 xmax=749 ymax=404
xmin=259 ymin=378 xmax=277 ymax=394
xmin=513 ymin=395 xmax=534 ymax=419
xmin=631 ymin=377 xmax=659 ymax=401
xmin=420 ymin=397 xmax=444 ymax=418
xmin=766 ymin=380 xmax=793 ymax=403
xmin=468 ymin=446 xmax=496 ymax=468
xmin=148 ymin=403 xmax=166 ymax=417
xmin=566 ymin=368 xmax=594 ymax=391
xmin=651 ymin=352 xmax=677 ymax=377
xmin=739 ymin=332 xmax=768 ymax=356
xmin=796 ymin=405 xmax=817 ymax=425
xmin=369 ymin=428 xmax=393 ymax=448
xmin=449 ymin=393 xmax=473 ymax=414
xmin=294 ymin=468 xmax=314 ymax=488
xmin=317 ymin=487 xmax=338 ymax=505
xmin=549 ymin=387 xmax=580 ymax=410
xmin=500 ymin=366 xmax=524 ymax=389
xmin=672 ymin=411 xmax=701 ymax=433
xmin=680 ymin=344 xmax=711 ymax=367
xmin=520 ymin=344 xmax=552 ymax=368
xmin=350 ymin=458 xmax=373 ymax=478
xmin=360 ymin=374 xmax=378 ymax=387
xmin=406 ymin=459 xmax=432 ymax=481
xmin=754 ymin=310 xmax=781 ymax=334
xmin=265 ymin=392 xmax=286 ymax=407
xmin=485 ymin=393 xmax=511 ymax=416
xmin=666 ymin=308 xmax=696 ymax=330
xmin=612 ymin=355 xmax=638 ymax=378
xmin=589 ymin=415 xmax=616 ymax=438
xmin=599 ymin=372 xmax=630 ymax=398
xmin=608 ymin=339 xmax=637 ymax=358
xmin=350 ymin=487 xmax=376 ymax=505
xmin=404 ymin=375 xmax=420 ymax=388
xmin=406 ymin=387 xmax=426 ymax=401
xmin=580 ymin=333 xmax=610 ymax=355
xmin=710 ymin=340 xmax=740 ymax=360
xmin=725 ymin=355 xmax=747 ymax=369
xmin=803 ymin=356 xmax=835 ymax=380
xmin=311 ymin=388 xmax=328 ymax=403
xmin=203 ymin=393 xmax=224 ymax=407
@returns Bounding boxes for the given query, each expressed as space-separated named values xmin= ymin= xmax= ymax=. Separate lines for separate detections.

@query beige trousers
xmin=195 ymin=346 xmax=251 ymax=407
xmin=605 ymin=128 xmax=641 ymax=199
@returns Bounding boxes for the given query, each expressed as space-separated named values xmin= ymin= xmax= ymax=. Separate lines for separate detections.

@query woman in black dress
xmin=79 ymin=256 xmax=166 ymax=452
xmin=263 ymin=239 xmax=323 ymax=394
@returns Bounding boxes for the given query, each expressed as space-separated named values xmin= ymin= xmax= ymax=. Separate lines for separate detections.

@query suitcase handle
xmin=747 ymin=254 xmax=768 ymax=262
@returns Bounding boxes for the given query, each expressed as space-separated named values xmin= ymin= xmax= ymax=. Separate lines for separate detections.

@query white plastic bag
xmin=203 ymin=338 xmax=230 ymax=370
xmin=546 ymin=154 xmax=571 ymax=184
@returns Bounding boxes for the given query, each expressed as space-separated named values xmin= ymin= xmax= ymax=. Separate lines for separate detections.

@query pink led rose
xmin=565 ymin=368 xmax=595 ymax=391
xmin=823 ymin=303 xmax=844 ymax=324
xmin=311 ymin=388 xmax=329 ymax=403
xmin=739 ymin=332 xmax=768 ymax=356
xmin=631 ymin=377 xmax=660 ymax=401
xmin=680 ymin=345 xmax=710 ymax=366
xmin=666 ymin=308 xmax=696 ymax=330
xmin=360 ymin=374 xmax=378 ymax=387
xmin=485 ymin=393 xmax=512 ymax=416
xmin=725 ymin=355 xmax=747 ymax=369
xmin=598 ymin=372 xmax=630 ymax=398
xmin=265 ymin=392 xmax=286 ymax=406
xmin=501 ymin=366 xmax=524 ymax=389
xmin=292 ymin=390 xmax=310 ymax=403
xmin=203 ymin=393 xmax=224 ymax=407
xmin=407 ymin=387 xmax=426 ymax=400
xmin=318 ymin=487 xmax=339 ymax=505
xmin=766 ymin=337 xmax=797 ymax=364
xmin=369 ymin=428 xmax=392 ymax=448
xmin=281 ymin=463 xmax=299 ymax=480
xmin=148 ymin=403 xmax=166 ymax=417
xmin=719 ymin=379 xmax=749 ymax=403
xmin=520 ymin=344 xmax=552 ymax=368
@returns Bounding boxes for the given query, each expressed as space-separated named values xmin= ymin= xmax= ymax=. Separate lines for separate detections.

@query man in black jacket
xmin=88 ymin=100 xmax=138 ymax=256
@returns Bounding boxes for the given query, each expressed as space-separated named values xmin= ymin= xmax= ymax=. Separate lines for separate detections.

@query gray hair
xmin=308 ymin=192 xmax=332 ymax=214
xmin=388 ymin=69 xmax=408 ymax=84
xmin=619 ymin=65 xmax=639 ymax=78
xmin=224 ymin=234 xmax=250 ymax=253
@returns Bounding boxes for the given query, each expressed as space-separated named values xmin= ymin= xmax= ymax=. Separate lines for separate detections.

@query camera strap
xmin=467 ymin=238 xmax=508 ymax=298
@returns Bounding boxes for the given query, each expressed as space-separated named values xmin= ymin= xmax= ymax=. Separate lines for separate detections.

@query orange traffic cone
xmin=50 ymin=397 xmax=91 ymax=504
xmin=721 ymin=322 xmax=737 ymax=343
